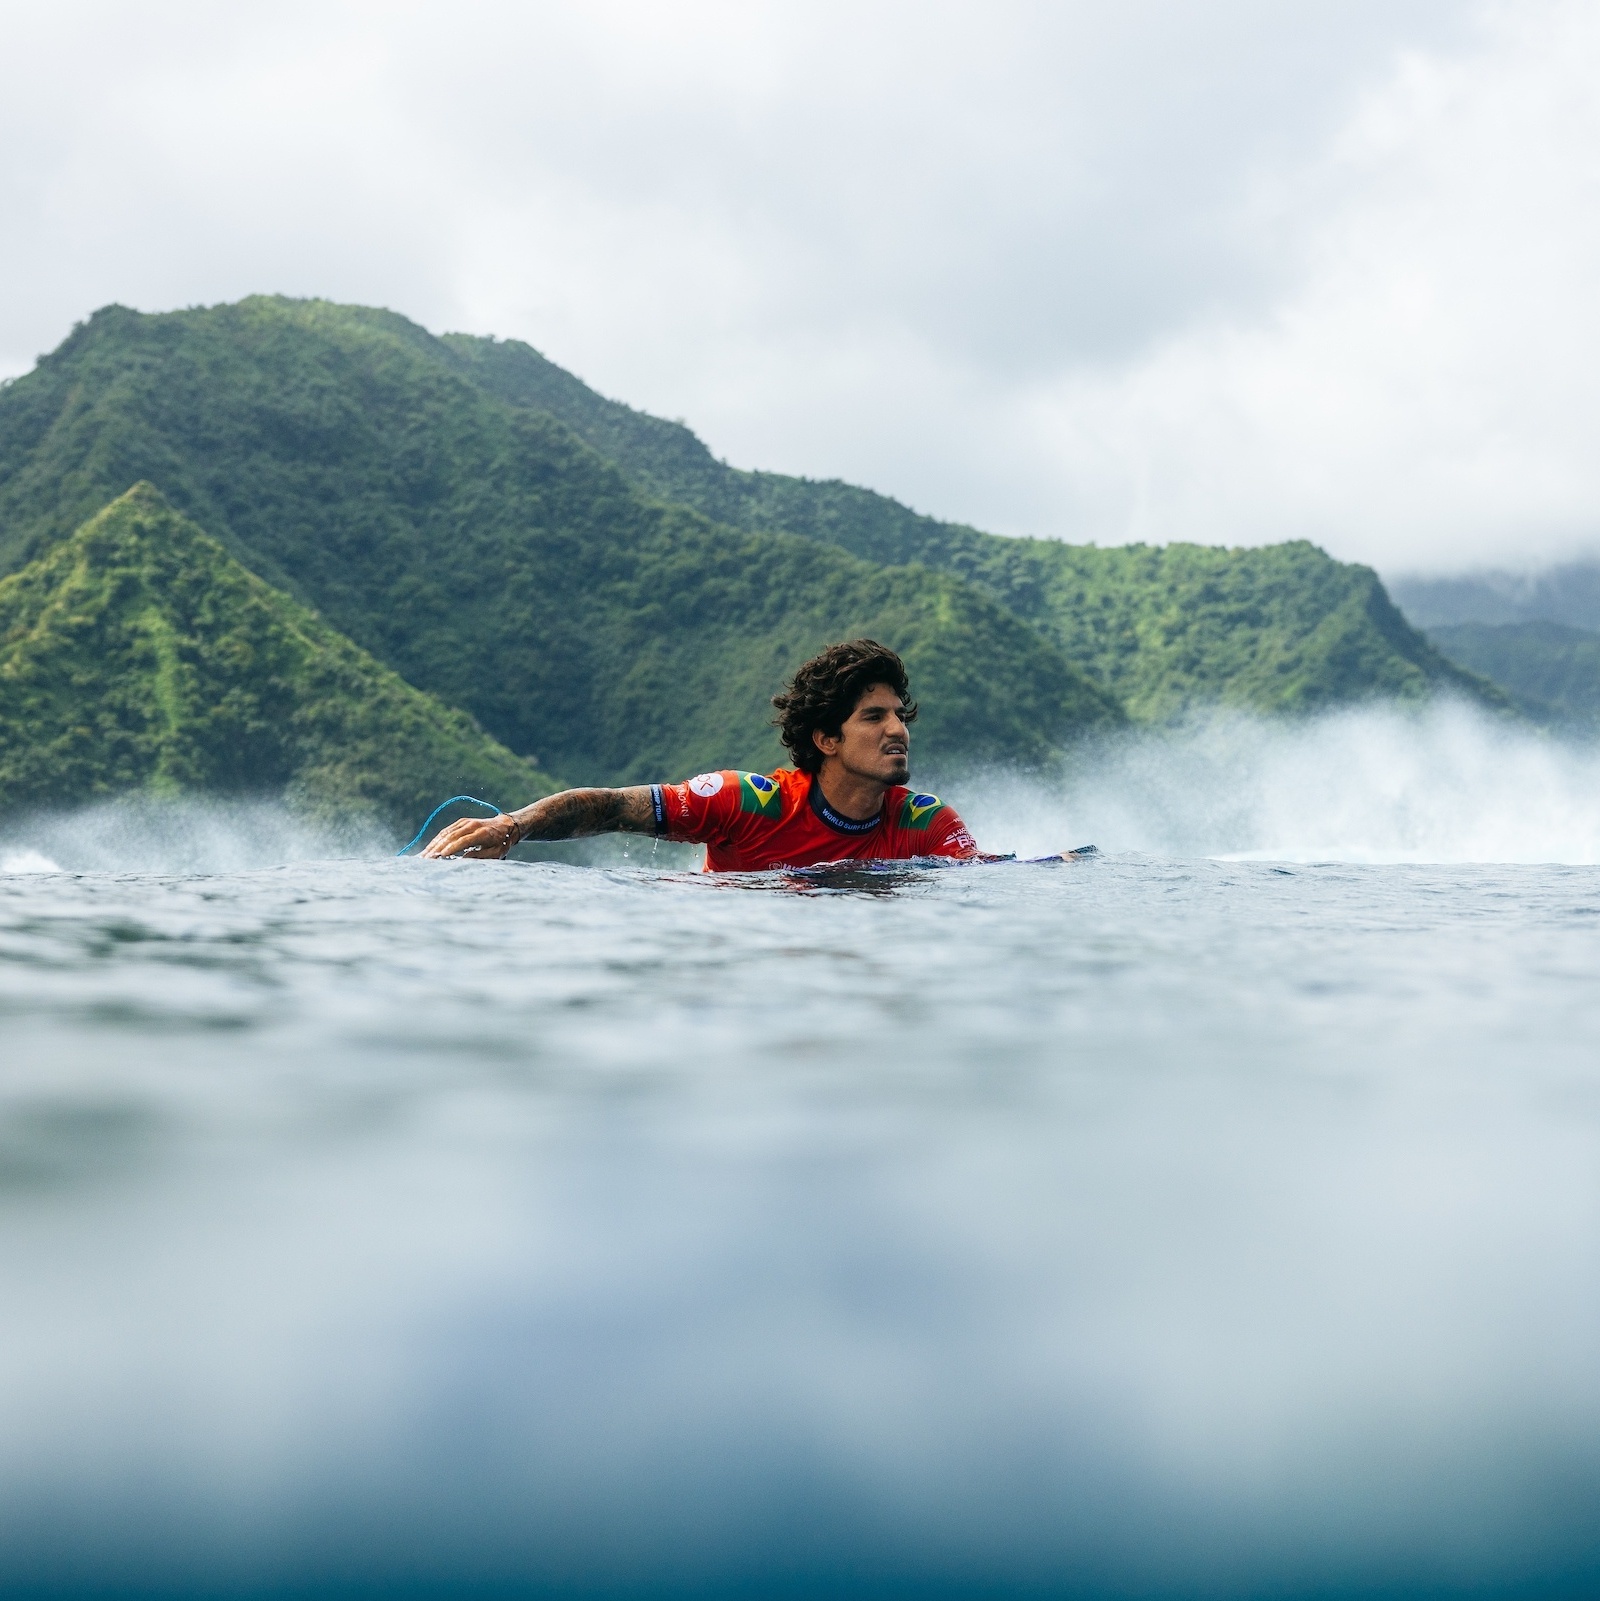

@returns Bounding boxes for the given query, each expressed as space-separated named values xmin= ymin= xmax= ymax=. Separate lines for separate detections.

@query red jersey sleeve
xmin=923 ymin=804 xmax=980 ymax=859
xmin=651 ymin=771 xmax=742 ymax=846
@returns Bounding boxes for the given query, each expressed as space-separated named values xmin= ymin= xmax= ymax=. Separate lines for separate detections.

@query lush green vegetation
xmin=449 ymin=330 xmax=1493 ymax=718
xmin=0 ymin=295 xmax=1512 ymax=821
xmin=945 ymin=538 xmax=1493 ymax=721
xmin=1429 ymin=621 xmax=1600 ymax=729
xmin=0 ymin=484 xmax=554 ymax=826
xmin=0 ymin=298 xmax=1120 ymax=790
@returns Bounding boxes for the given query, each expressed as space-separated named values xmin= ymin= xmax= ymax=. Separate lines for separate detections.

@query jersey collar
xmin=809 ymin=775 xmax=884 ymax=835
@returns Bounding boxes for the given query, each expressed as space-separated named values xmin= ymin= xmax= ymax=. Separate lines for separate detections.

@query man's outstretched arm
xmin=419 ymin=787 xmax=658 ymax=860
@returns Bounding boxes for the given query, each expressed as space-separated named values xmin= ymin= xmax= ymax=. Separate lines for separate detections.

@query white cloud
xmin=1031 ymin=1 xmax=1600 ymax=573
xmin=4 ymin=1 xmax=1593 ymax=572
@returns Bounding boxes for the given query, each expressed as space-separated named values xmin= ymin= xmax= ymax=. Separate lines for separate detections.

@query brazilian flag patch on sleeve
xmin=738 ymin=772 xmax=784 ymax=817
xmin=897 ymin=792 xmax=945 ymax=830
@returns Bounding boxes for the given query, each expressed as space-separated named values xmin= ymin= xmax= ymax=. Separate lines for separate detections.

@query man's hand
xmin=420 ymin=813 xmax=522 ymax=860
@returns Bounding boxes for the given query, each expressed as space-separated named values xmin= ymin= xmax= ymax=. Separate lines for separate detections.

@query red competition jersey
xmin=651 ymin=768 xmax=980 ymax=872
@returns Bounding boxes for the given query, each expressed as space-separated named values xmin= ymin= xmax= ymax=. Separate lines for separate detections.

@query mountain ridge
xmin=441 ymin=326 xmax=1496 ymax=720
xmin=0 ymin=299 xmax=1121 ymax=787
xmin=0 ymin=296 xmax=1514 ymax=829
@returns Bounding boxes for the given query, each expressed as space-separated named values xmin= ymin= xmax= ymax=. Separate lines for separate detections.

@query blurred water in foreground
xmin=2 ymin=705 xmax=1600 ymax=1596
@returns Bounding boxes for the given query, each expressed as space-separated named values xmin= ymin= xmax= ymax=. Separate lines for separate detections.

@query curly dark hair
xmin=772 ymin=639 xmax=918 ymax=775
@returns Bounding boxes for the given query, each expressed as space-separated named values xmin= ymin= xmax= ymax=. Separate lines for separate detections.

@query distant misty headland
xmin=1387 ymin=564 xmax=1600 ymax=731
xmin=1388 ymin=562 xmax=1600 ymax=633
xmin=3 ymin=294 xmax=1596 ymax=829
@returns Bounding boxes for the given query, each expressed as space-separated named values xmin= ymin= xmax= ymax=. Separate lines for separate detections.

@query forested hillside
xmin=446 ymin=329 xmax=1490 ymax=718
xmin=0 ymin=296 xmax=1506 ymax=823
xmin=0 ymin=485 xmax=553 ymax=824
xmin=0 ymin=299 xmax=1119 ymax=787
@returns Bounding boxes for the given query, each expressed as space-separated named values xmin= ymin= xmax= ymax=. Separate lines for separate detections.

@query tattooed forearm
xmin=418 ymin=786 xmax=659 ymax=859
xmin=506 ymin=787 xmax=658 ymax=843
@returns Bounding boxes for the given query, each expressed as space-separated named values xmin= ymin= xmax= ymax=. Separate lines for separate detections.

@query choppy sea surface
xmin=5 ymin=707 xmax=1600 ymax=1598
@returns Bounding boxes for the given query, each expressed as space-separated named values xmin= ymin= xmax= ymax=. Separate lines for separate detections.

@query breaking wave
xmin=0 ymin=796 xmax=390 ymax=876
xmin=6 ymin=702 xmax=1600 ymax=876
xmin=960 ymin=701 xmax=1600 ymax=864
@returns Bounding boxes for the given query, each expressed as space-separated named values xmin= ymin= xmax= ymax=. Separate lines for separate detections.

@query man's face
xmin=813 ymin=682 xmax=911 ymax=784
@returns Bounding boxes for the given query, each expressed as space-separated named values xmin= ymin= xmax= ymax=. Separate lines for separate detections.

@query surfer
xmin=421 ymin=639 xmax=985 ymax=871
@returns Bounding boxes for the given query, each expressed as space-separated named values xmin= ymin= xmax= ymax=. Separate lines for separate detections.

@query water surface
xmin=3 ymin=844 xmax=1599 ymax=1596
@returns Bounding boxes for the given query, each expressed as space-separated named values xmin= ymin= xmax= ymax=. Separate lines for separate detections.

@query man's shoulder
xmin=887 ymin=785 xmax=954 ymax=833
xmin=670 ymin=767 xmax=800 ymax=795
xmin=747 ymin=767 xmax=808 ymax=814
xmin=678 ymin=767 xmax=801 ymax=817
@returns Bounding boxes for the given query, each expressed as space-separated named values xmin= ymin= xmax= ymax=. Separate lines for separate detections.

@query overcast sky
xmin=3 ymin=1 xmax=1596 ymax=574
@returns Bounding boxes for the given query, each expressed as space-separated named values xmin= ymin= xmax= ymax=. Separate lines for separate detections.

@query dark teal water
xmin=3 ymin=828 xmax=1600 ymax=1596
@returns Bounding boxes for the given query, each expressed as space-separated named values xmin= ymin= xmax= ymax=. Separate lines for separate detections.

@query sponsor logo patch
xmin=739 ymin=771 xmax=783 ymax=817
xmin=898 ymin=792 xmax=944 ymax=830
xmin=688 ymin=772 xmax=724 ymax=797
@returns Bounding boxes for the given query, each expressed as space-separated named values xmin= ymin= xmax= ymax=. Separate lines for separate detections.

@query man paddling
xmin=422 ymin=639 xmax=983 ymax=870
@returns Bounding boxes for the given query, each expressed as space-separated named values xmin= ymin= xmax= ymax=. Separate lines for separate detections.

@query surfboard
xmin=784 ymin=845 xmax=1099 ymax=881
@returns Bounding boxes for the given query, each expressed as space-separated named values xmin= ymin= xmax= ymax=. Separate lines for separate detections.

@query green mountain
xmin=0 ymin=299 xmax=1120 ymax=786
xmin=0 ymin=484 xmax=554 ymax=826
xmin=1428 ymin=620 xmax=1600 ymax=729
xmin=445 ymin=330 xmax=1493 ymax=719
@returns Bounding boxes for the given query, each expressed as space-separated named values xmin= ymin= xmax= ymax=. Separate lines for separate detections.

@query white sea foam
xmin=958 ymin=700 xmax=1600 ymax=864
xmin=0 ymin=849 xmax=62 ymax=874
xmin=6 ymin=702 xmax=1600 ymax=876
xmin=0 ymin=796 xmax=390 ymax=876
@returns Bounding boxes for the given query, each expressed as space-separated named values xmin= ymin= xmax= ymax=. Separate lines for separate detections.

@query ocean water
xmin=3 ymin=706 xmax=1600 ymax=1598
